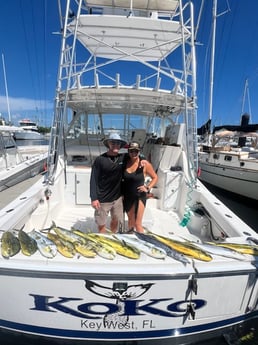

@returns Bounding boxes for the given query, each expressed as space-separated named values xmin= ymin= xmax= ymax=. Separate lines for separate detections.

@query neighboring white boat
xmin=14 ymin=119 xmax=44 ymax=140
xmin=0 ymin=1 xmax=257 ymax=344
xmin=198 ymin=114 xmax=258 ymax=201
xmin=0 ymin=129 xmax=48 ymax=191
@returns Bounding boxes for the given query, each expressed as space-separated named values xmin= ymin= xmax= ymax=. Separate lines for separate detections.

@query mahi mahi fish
xmin=209 ymin=242 xmax=258 ymax=256
xmin=73 ymin=242 xmax=97 ymax=258
xmin=51 ymin=223 xmax=86 ymax=245
xmin=1 ymin=231 xmax=21 ymax=259
xmin=134 ymin=232 xmax=190 ymax=265
xmin=29 ymin=230 xmax=57 ymax=258
xmin=72 ymin=230 xmax=116 ymax=260
xmin=47 ymin=232 xmax=76 ymax=258
xmin=87 ymin=233 xmax=141 ymax=259
xmin=117 ymin=234 xmax=167 ymax=259
xmin=50 ymin=224 xmax=97 ymax=258
xmin=191 ymin=241 xmax=247 ymax=261
xmin=148 ymin=232 xmax=212 ymax=262
xmin=18 ymin=229 xmax=38 ymax=256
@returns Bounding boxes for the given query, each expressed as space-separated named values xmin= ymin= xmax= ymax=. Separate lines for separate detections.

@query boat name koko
xmin=29 ymin=294 xmax=207 ymax=319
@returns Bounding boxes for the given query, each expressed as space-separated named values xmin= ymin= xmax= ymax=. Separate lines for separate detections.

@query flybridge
xmin=84 ymin=0 xmax=179 ymax=12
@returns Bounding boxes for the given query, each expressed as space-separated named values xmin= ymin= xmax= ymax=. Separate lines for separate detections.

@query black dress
xmin=123 ymin=165 xmax=147 ymax=214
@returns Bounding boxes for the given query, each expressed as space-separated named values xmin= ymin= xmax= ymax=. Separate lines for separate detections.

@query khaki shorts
xmin=94 ymin=196 xmax=123 ymax=227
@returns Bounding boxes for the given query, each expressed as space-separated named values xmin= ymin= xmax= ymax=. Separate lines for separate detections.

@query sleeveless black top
xmin=122 ymin=164 xmax=147 ymax=213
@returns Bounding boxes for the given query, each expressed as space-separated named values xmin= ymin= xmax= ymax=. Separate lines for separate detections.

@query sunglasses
xmin=129 ymin=149 xmax=139 ymax=154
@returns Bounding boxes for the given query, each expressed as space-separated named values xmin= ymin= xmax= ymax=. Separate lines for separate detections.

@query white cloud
xmin=0 ymin=95 xmax=53 ymax=126
xmin=0 ymin=95 xmax=53 ymax=113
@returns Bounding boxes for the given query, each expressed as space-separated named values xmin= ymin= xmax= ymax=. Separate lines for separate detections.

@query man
xmin=90 ymin=133 xmax=127 ymax=233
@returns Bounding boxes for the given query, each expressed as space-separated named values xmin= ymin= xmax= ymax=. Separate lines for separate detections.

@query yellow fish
xmin=72 ymin=230 xmax=116 ymax=260
xmin=88 ymin=233 xmax=140 ymax=259
xmin=210 ymin=242 xmax=258 ymax=256
xmin=73 ymin=242 xmax=97 ymax=258
xmin=47 ymin=232 xmax=76 ymax=258
xmin=52 ymin=224 xmax=86 ymax=245
xmin=1 ymin=231 xmax=21 ymax=259
xmin=149 ymin=232 xmax=212 ymax=262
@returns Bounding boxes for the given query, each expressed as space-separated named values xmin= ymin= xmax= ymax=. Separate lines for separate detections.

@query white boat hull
xmin=199 ymin=152 xmax=258 ymax=200
xmin=14 ymin=131 xmax=44 ymax=140
xmin=0 ymin=169 xmax=257 ymax=343
xmin=1 ymin=262 xmax=257 ymax=343
xmin=0 ymin=154 xmax=47 ymax=192
xmin=0 ymin=131 xmax=47 ymax=191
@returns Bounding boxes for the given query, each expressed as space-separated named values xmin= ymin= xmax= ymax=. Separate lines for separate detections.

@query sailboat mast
xmin=241 ymin=79 xmax=252 ymax=122
xmin=208 ymin=0 xmax=217 ymax=122
xmin=1 ymin=53 xmax=11 ymax=123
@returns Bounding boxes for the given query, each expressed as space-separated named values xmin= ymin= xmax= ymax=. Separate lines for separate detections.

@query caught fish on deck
xmin=134 ymin=232 xmax=190 ymax=265
xmin=191 ymin=241 xmax=247 ymax=261
xmin=29 ymin=230 xmax=57 ymax=259
xmin=148 ymin=232 xmax=212 ymax=262
xmin=72 ymin=230 xmax=116 ymax=260
xmin=1 ymin=231 xmax=21 ymax=259
xmin=47 ymin=232 xmax=76 ymax=258
xmin=88 ymin=233 xmax=141 ymax=259
xmin=73 ymin=242 xmax=97 ymax=258
xmin=117 ymin=234 xmax=167 ymax=259
xmin=18 ymin=229 xmax=38 ymax=256
xmin=209 ymin=242 xmax=258 ymax=256
xmin=51 ymin=223 xmax=86 ymax=245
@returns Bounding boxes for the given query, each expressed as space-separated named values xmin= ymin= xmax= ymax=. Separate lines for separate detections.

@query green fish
xmin=47 ymin=232 xmax=76 ymax=258
xmin=88 ymin=233 xmax=141 ymax=259
xmin=18 ymin=229 xmax=38 ymax=256
xmin=1 ymin=231 xmax=21 ymax=259
xmin=209 ymin=242 xmax=258 ymax=256
xmin=135 ymin=232 xmax=190 ymax=265
xmin=52 ymin=224 xmax=86 ymax=245
xmin=72 ymin=230 xmax=116 ymax=260
xmin=117 ymin=234 xmax=167 ymax=259
xmin=73 ymin=242 xmax=97 ymax=258
xmin=149 ymin=232 xmax=213 ymax=262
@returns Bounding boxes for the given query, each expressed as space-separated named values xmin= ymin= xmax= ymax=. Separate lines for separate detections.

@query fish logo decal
xmin=85 ymin=280 xmax=154 ymax=327
xmin=85 ymin=280 xmax=153 ymax=300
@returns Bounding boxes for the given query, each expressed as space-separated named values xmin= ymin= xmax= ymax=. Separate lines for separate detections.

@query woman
xmin=122 ymin=142 xmax=158 ymax=233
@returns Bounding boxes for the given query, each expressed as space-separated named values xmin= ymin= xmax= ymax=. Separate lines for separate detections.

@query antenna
xmin=208 ymin=0 xmax=217 ymax=123
xmin=1 ymin=53 xmax=11 ymax=123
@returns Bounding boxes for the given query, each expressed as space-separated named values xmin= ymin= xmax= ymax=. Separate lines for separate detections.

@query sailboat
xmin=198 ymin=80 xmax=258 ymax=201
xmin=0 ymin=1 xmax=257 ymax=344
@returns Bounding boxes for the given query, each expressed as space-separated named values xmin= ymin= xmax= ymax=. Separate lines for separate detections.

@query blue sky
xmin=0 ymin=0 xmax=59 ymax=127
xmin=0 ymin=0 xmax=258 ymax=128
xmin=196 ymin=0 xmax=258 ymax=128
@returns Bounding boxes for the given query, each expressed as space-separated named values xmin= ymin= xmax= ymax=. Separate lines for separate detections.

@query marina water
xmin=15 ymin=138 xmax=49 ymax=147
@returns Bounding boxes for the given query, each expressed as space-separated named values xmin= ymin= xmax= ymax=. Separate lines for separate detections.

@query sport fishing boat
xmin=0 ymin=128 xmax=47 ymax=192
xmin=0 ymin=1 xmax=257 ymax=344
xmin=14 ymin=119 xmax=44 ymax=140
